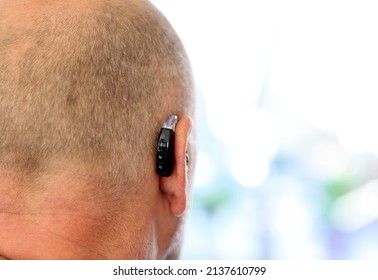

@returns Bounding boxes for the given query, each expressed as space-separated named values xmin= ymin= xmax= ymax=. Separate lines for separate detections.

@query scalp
xmin=0 ymin=0 xmax=193 ymax=191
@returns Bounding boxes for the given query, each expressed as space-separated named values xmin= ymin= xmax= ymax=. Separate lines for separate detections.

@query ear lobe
xmin=159 ymin=116 xmax=192 ymax=216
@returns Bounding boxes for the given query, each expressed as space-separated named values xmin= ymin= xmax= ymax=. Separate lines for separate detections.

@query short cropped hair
xmin=0 ymin=0 xmax=193 ymax=190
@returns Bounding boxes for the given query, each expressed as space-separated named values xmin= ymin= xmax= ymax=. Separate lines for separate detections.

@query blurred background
xmin=151 ymin=0 xmax=378 ymax=259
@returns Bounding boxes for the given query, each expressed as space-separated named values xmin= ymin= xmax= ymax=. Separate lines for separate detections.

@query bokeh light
xmin=152 ymin=0 xmax=378 ymax=259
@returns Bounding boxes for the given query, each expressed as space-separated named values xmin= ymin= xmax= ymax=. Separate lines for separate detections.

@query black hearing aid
xmin=156 ymin=115 xmax=178 ymax=176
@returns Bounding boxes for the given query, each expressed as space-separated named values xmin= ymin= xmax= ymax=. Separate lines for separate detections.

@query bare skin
xmin=0 ymin=0 xmax=194 ymax=260
xmin=0 ymin=116 xmax=192 ymax=259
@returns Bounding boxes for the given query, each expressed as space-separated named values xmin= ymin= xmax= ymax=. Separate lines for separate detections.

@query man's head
xmin=0 ymin=0 xmax=194 ymax=259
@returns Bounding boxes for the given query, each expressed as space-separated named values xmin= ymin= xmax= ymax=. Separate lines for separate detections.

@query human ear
xmin=158 ymin=116 xmax=192 ymax=216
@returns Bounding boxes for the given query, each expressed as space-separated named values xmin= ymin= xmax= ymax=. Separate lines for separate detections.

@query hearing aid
xmin=156 ymin=115 xmax=178 ymax=176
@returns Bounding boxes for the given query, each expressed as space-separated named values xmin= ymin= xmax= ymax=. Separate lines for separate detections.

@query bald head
xmin=0 ymin=0 xmax=193 ymax=185
xmin=0 ymin=0 xmax=194 ymax=259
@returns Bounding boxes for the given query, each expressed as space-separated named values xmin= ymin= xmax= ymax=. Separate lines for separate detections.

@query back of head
xmin=0 ymin=0 xmax=194 ymax=259
xmin=0 ymin=0 xmax=193 ymax=188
